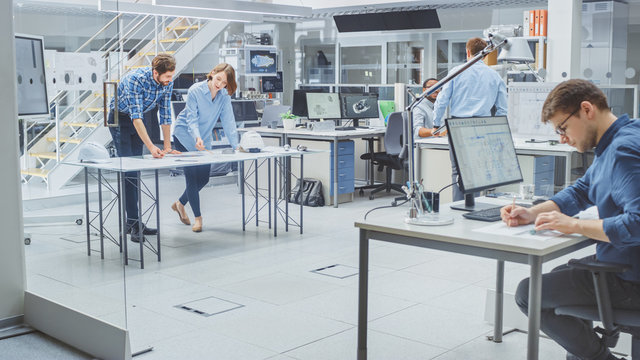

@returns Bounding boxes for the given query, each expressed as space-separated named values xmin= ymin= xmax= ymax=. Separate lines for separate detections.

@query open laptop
xmin=261 ymin=104 xmax=291 ymax=128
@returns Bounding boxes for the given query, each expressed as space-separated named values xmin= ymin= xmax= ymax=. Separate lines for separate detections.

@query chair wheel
xmin=359 ymin=189 xmax=364 ymax=196
xmin=391 ymin=201 xmax=397 ymax=206
xmin=369 ymin=194 xmax=374 ymax=200
xmin=24 ymin=238 xmax=31 ymax=245
xmin=76 ymin=218 xmax=83 ymax=225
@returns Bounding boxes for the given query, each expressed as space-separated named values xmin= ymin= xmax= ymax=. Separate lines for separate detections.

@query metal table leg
xmin=527 ymin=255 xmax=543 ymax=360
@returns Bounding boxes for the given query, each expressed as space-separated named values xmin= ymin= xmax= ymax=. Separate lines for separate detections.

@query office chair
xmin=554 ymin=257 xmax=640 ymax=359
xmin=360 ymin=111 xmax=405 ymax=200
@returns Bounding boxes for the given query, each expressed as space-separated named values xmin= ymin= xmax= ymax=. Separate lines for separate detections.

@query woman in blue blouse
xmin=171 ymin=63 xmax=239 ymax=232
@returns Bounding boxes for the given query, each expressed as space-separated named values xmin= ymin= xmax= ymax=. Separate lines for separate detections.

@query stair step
xmin=46 ymin=137 xmax=83 ymax=144
xmin=79 ymin=107 xmax=102 ymax=112
xmin=166 ymin=25 xmax=199 ymax=32
xmin=124 ymin=65 xmax=150 ymax=70
xmin=63 ymin=122 xmax=100 ymax=128
xmin=157 ymin=37 xmax=190 ymax=43
xmin=139 ymin=50 xmax=175 ymax=57
xmin=30 ymin=152 xmax=66 ymax=160
xmin=21 ymin=168 xmax=50 ymax=178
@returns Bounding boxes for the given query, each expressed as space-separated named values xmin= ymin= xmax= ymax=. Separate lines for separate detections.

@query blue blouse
xmin=173 ymin=81 xmax=239 ymax=151
xmin=550 ymin=115 xmax=640 ymax=283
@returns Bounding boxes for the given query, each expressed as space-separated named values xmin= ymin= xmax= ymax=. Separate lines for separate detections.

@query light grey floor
xmin=17 ymin=173 xmax=625 ymax=360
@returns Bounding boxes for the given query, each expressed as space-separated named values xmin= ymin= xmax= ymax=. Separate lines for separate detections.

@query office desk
xmin=415 ymin=137 xmax=577 ymax=189
xmin=240 ymin=127 xmax=386 ymax=207
xmin=69 ymin=147 xmax=315 ymax=268
xmin=355 ymin=201 xmax=591 ymax=360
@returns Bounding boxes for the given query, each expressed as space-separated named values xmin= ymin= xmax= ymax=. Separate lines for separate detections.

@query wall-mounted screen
xmin=15 ymin=34 xmax=49 ymax=118
xmin=247 ymin=48 xmax=277 ymax=76
xmin=261 ymin=71 xmax=283 ymax=93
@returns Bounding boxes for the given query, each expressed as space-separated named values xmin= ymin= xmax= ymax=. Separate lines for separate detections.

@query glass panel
xmin=303 ymin=44 xmax=335 ymax=84
xmin=15 ymin=0 xmax=128 ymax=340
xmin=387 ymin=42 xmax=423 ymax=84
xmin=340 ymin=45 xmax=381 ymax=84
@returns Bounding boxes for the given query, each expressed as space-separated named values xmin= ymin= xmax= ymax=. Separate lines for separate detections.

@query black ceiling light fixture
xmin=333 ymin=9 xmax=440 ymax=32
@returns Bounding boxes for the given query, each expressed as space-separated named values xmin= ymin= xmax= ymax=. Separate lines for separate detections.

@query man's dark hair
xmin=152 ymin=54 xmax=176 ymax=75
xmin=422 ymin=78 xmax=437 ymax=89
xmin=541 ymin=79 xmax=610 ymax=123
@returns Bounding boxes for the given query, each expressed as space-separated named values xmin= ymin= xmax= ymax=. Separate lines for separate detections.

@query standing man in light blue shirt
xmin=171 ymin=63 xmax=239 ymax=233
xmin=432 ymin=37 xmax=507 ymax=200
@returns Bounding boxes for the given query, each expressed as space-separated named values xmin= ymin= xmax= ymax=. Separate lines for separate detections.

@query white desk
xmin=69 ymin=147 xmax=317 ymax=268
xmin=415 ymin=137 xmax=578 ymax=190
xmin=240 ymin=127 xmax=386 ymax=207
xmin=355 ymin=200 xmax=592 ymax=360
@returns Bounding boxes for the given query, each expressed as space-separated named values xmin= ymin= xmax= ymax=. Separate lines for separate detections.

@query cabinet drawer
xmin=534 ymin=156 xmax=555 ymax=173
xmin=330 ymin=141 xmax=354 ymax=156
xmin=534 ymin=170 xmax=555 ymax=196
xmin=330 ymin=154 xmax=354 ymax=170
xmin=331 ymin=182 xmax=355 ymax=195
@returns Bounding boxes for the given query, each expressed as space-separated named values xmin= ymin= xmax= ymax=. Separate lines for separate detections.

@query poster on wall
xmin=15 ymin=34 xmax=49 ymax=117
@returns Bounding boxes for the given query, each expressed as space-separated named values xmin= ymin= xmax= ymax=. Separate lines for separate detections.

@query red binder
xmin=539 ymin=9 xmax=548 ymax=36
xmin=534 ymin=9 xmax=541 ymax=36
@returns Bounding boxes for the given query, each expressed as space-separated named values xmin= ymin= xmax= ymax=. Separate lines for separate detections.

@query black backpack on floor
xmin=289 ymin=178 xmax=325 ymax=207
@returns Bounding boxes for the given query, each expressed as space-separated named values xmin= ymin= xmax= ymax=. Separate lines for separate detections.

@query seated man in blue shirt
xmin=108 ymin=54 xmax=180 ymax=241
xmin=501 ymin=79 xmax=640 ymax=360
xmin=413 ymin=77 xmax=443 ymax=139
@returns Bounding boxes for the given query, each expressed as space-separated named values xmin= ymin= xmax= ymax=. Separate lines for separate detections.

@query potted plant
xmin=281 ymin=110 xmax=298 ymax=130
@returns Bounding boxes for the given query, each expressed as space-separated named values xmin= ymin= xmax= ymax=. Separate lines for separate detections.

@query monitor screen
xmin=337 ymin=86 xmax=365 ymax=94
xmin=15 ymin=34 xmax=49 ymax=117
xmin=261 ymin=71 xmax=283 ymax=93
xmin=341 ymin=94 xmax=379 ymax=119
xmin=446 ymin=116 xmax=522 ymax=195
xmin=306 ymin=92 xmax=341 ymax=120
xmin=299 ymin=85 xmax=331 ymax=93
xmin=292 ymin=89 xmax=322 ymax=117
xmin=247 ymin=49 xmax=277 ymax=75
xmin=171 ymin=101 xmax=186 ymax=121
xmin=231 ymin=100 xmax=259 ymax=122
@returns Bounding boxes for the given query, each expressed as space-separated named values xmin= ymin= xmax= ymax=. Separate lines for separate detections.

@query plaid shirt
xmin=110 ymin=68 xmax=173 ymax=125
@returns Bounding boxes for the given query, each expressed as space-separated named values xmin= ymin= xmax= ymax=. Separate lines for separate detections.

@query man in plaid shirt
xmin=108 ymin=54 xmax=179 ymax=241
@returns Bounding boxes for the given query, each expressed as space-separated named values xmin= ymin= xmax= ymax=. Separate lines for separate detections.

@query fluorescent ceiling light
xmin=153 ymin=0 xmax=312 ymax=17
xmin=99 ymin=0 xmax=263 ymax=23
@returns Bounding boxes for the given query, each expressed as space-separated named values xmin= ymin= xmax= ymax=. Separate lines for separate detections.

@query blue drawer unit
xmin=330 ymin=140 xmax=355 ymax=195
xmin=534 ymin=156 xmax=555 ymax=197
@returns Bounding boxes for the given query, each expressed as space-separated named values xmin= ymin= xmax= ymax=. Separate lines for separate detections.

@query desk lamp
xmin=402 ymin=33 xmax=510 ymax=226
xmin=497 ymin=37 xmax=544 ymax=82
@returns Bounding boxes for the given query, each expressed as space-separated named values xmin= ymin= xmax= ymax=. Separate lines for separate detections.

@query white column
xmin=547 ymin=0 xmax=582 ymax=82
xmin=0 ymin=1 xmax=27 ymax=321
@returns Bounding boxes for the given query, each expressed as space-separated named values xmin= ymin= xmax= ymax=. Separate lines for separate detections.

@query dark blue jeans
xmin=109 ymin=111 xmax=143 ymax=225
xmin=173 ymin=137 xmax=210 ymax=218
xmin=515 ymin=255 xmax=640 ymax=360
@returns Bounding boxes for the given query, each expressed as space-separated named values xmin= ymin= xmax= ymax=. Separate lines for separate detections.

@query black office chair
xmin=360 ymin=111 xmax=405 ymax=200
xmin=555 ymin=257 xmax=640 ymax=359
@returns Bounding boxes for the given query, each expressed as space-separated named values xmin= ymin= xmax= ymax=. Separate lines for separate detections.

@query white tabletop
xmin=239 ymin=126 xmax=386 ymax=138
xmin=415 ymin=137 xmax=575 ymax=154
xmin=67 ymin=146 xmax=321 ymax=172
xmin=355 ymin=198 xmax=588 ymax=257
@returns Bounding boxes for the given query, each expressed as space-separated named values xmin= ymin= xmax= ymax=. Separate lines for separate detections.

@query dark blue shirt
xmin=551 ymin=114 xmax=640 ymax=282
xmin=109 ymin=68 xmax=173 ymax=125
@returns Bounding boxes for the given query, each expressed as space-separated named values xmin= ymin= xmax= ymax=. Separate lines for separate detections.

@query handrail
xmin=75 ymin=13 xmax=123 ymax=53
xmin=101 ymin=15 xmax=153 ymax=57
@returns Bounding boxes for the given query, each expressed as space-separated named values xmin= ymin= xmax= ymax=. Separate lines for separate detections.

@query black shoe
xmin=129 ymin=232 xmax=145 ymax=243
xmin=126 ymin=222 xmax=157 ymax=235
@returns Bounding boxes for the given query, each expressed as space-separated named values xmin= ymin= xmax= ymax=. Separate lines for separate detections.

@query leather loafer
xmin=130 ymin=232 xmax=145 ymax=243
xmin=127 ymin=223 xmax=157 ymax=235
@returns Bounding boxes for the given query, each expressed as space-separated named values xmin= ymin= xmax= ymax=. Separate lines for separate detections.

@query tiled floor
xmin=20 ymin=172 xmax=620 ymax=359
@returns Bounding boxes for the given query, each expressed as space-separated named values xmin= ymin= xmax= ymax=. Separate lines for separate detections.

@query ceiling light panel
xmin=153 ymin=0 xmax=312 ymax=17
xmin=99 ymin=0 xmax=263 ymax=23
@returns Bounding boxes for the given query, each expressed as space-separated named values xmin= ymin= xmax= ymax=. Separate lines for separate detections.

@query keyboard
xmin=463 ymin=203 xmax=532 ymax=222
xmin=335 ymin=126 xmax=356 ymax=131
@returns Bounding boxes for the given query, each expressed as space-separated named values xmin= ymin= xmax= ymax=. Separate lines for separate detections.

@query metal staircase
xmin=20 ymin=14 xmax=230 ymax=192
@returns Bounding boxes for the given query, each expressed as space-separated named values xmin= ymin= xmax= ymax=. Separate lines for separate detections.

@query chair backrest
xmin=384 ymin=111 xmax=404 ymax=156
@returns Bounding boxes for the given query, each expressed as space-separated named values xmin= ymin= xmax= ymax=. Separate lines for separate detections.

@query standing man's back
xmin=432 ymin=37 xmax=508 ymax=200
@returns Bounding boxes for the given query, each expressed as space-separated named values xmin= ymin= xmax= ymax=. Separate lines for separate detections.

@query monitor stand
xmin=450 ymin=193 xmax=497 ymax=212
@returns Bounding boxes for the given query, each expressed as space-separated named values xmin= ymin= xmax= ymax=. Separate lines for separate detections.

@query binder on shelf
xmin=534 ymin=9 xmax=541 ymax=36
xmin=523 ymin=10 xmax=530 ymax=36
xmin=529 ymin=10 xmax=535 ymax=36
xmin=539 ymin=9 xmax=548 ymax=36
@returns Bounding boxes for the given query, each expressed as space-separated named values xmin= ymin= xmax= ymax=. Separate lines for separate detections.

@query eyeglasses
xmin=555 ymin=108 xmax=579 ymax=136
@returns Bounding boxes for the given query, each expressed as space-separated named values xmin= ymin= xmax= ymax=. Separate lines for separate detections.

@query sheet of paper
xmin=473 ymin=222 xmax=564 ymax=241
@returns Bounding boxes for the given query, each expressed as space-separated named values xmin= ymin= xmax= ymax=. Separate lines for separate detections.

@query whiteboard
xmin=507 ymin=82 xmax=558 ymax=140
xmin=15 ymin=34 xmax=49 ymax=118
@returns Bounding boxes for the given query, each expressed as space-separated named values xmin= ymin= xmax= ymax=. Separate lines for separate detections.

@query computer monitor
xmin=292 ymin=89 xmax=322 ymax=117
xmin=299 ymin=85 xmax=331 ymax=93
xmin=231 ymin=100 xmax=259 ymax=126
xmin=337 ymin=85 xmax=365 ymax=94
xmin=246 ymin=49 xmax=277 ymax=76
xmin=340 ymin=94 xmax=379 ymax=127
xmin=306 ymin=92 xmax=342 ymax=120
xmin=446 ymin=116 xmax=523 ymax=211
xmin=171 ymin=101 xmax=186 ymax=121
xmin=261 ymin=71 xmax=283 ymax=93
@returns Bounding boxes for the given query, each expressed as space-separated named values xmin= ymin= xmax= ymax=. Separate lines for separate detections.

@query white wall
xmin=0 ymin=0 xmax=27 ymax=321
